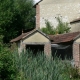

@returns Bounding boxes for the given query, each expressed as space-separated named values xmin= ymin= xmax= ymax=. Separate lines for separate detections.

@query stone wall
xmin=70 ymin=22 xmax=80 ymax=32
xmin=36 ymin=0 xmax=80 ymax=32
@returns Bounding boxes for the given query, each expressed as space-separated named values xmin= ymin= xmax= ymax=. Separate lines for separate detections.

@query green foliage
xmin=65 ymin=65 xmax=80 ymax=79
xmin=12 ymin=50 xmax=80 ymax=80
xmin=41 ymin=20 xmax=56 ymax=35
xmin=0 ymin=0 xmax=35 ymax=43
xmin=41 ymin=17 xmax=70 ymax=35
xmin=56 ymin=17 xmax=71 ymax=34
xmin=0 ymin=44 xmax=17 ymax=80
xmin=0 ymin=47 xmax=80 ymax=80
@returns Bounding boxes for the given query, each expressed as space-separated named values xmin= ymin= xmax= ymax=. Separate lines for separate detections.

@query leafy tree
xmin=41 ymin=17 xmax=70 ymax=35
xmin=0 ymin=0 xmax=35 ymax=43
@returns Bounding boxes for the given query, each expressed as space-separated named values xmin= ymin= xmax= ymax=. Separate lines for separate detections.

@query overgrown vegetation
xmin=0 ymin=44 xmax=17 ymax=80
xmin=0 ymin=45 xmax=80 ymax=80
xmin=41 ymin=17 xmax=71 ymax=35
xmin=56 ymin=17 xmax=70 ymax=34
xmin=41 ymin=20 xmax=56 ymax=35
xmin=12 ymin=50 xmax=80 ymax=80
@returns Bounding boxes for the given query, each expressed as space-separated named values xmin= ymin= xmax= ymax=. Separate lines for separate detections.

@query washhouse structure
xmin=10 ymin=30 xmax=80 ymax=67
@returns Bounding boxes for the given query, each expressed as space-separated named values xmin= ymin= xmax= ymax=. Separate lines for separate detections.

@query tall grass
xmin=13 ymin=50 xmax=80 ymax=80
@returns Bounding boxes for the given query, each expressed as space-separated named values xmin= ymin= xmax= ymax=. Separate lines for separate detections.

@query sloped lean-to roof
xmin=49 ymin=32 xmax=80 ymax=44
xmin=10 ymin=29 xmax=49 ymax=42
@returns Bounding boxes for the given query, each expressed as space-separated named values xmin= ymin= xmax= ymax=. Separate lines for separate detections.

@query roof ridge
xmin=10 ymin=29 xmax=49 ymax=42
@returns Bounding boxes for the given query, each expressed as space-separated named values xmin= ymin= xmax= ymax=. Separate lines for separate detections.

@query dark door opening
xmin=51 ymin=44 xmax=73 ymax=60
xmin=26 ymin=45 xmax=44 ymax=55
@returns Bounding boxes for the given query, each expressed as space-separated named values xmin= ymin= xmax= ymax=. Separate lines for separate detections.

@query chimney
xmin=36 ymin=4 xmax=40 ymax=29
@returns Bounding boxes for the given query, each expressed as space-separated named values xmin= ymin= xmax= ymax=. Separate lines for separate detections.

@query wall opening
xmin=26 ymin=45 xmax=44 ymax=55
xmin=51 ymin=44 xmax=73 ymax=60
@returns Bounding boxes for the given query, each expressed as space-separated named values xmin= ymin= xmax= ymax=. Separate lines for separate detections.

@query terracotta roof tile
xmin=10 ymin=29 xmax=49 ymax=42
xmin=10 ymin=29 xmax=36 ymax=42
xmin=49 ymin=32 xmax=80 ymax=44
xmin=10 ymin=33 xmax=27 ymax=42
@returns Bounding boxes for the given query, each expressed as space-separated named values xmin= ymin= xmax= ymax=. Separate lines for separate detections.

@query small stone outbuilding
xmin=10 ymin=29 xmax=80 ymax=67
xmin=10 ymin=29 xmax=51 ymax=56
xmin=49 ymin=32 xmax=80 ymax=67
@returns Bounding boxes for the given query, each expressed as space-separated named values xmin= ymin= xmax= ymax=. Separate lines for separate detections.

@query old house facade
xmin=35 ymin=0 xmax=80 ymax=32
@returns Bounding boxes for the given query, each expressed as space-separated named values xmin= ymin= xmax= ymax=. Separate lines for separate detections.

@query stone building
xmin=34 ymin=0 xmax=80 ymax=32
xmin=10 ymin=29 xmax=80 ymax=67
xmin=10 ymin=0 xmax=80 ymax=67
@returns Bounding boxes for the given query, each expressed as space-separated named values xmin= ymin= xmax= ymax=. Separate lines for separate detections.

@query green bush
xmin=41 ymin=20 xmax=56 ymax=35
xmin=56 ymin=17 xmax=70 ymax=34
xmin=41 ymin=17 xmax=70 ymax=35
xmin=0 ymin=44 xmax=17 ymax=80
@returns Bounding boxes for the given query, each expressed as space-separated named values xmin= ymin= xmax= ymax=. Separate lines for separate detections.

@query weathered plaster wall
xmin=23 ymin=32 xmax=49 ymax=43
xmin=38 ymin=0 xmax=80 ymax=32
xmin=75 ymin=38 xmax=80 ymax=43
xmin=70 ymin=23 xmax=80 ymax=32
xmin=17 ymin=40 xmax=24 ymax=53
xmin=40 ymin=0 xmax=80 ymax=4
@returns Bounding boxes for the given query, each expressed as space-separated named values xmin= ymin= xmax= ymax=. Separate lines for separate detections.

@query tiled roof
xmin=10 ymin=29 xmax=36 ymax=42
xmin=70 ymin=18 xmax=80 ymax=24
xmin=10 ymin=29 xmax=49 ymax=42
xmin=49 ymin=32 xmax=80 ymax=44
xmin=10 ymin=29 xmax=80 ymax=44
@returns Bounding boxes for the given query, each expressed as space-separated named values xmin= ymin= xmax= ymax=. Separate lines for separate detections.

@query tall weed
xmin=13 ymin=50 xmax=77 ymax=80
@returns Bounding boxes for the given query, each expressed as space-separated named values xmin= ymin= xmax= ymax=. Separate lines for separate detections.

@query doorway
xmin=26 ymin=45 xmax=44 ymax=55
xmin=51 ymin=44 xmax=73 ymax=60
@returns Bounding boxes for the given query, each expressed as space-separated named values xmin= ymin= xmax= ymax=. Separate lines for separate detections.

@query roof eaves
xmin=73 ymin=33 xmax=80 ymax=41
xmin=23 ymin=29 xmax=49 ymax=40
xmin=37 ymin=29 xmax=49 ymax=39
xmin=10 ymin=33 xmax=28 ymax=43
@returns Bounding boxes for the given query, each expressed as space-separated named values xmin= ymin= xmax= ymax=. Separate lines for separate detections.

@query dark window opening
xmin=51 ymin=44 xmax=73 ymax=60
xmin=26 ymin=45 xmax=44 ymax=55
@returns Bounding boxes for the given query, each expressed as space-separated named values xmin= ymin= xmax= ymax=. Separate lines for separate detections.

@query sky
xmin=34 ymin=0 xmax=40 ymax=3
